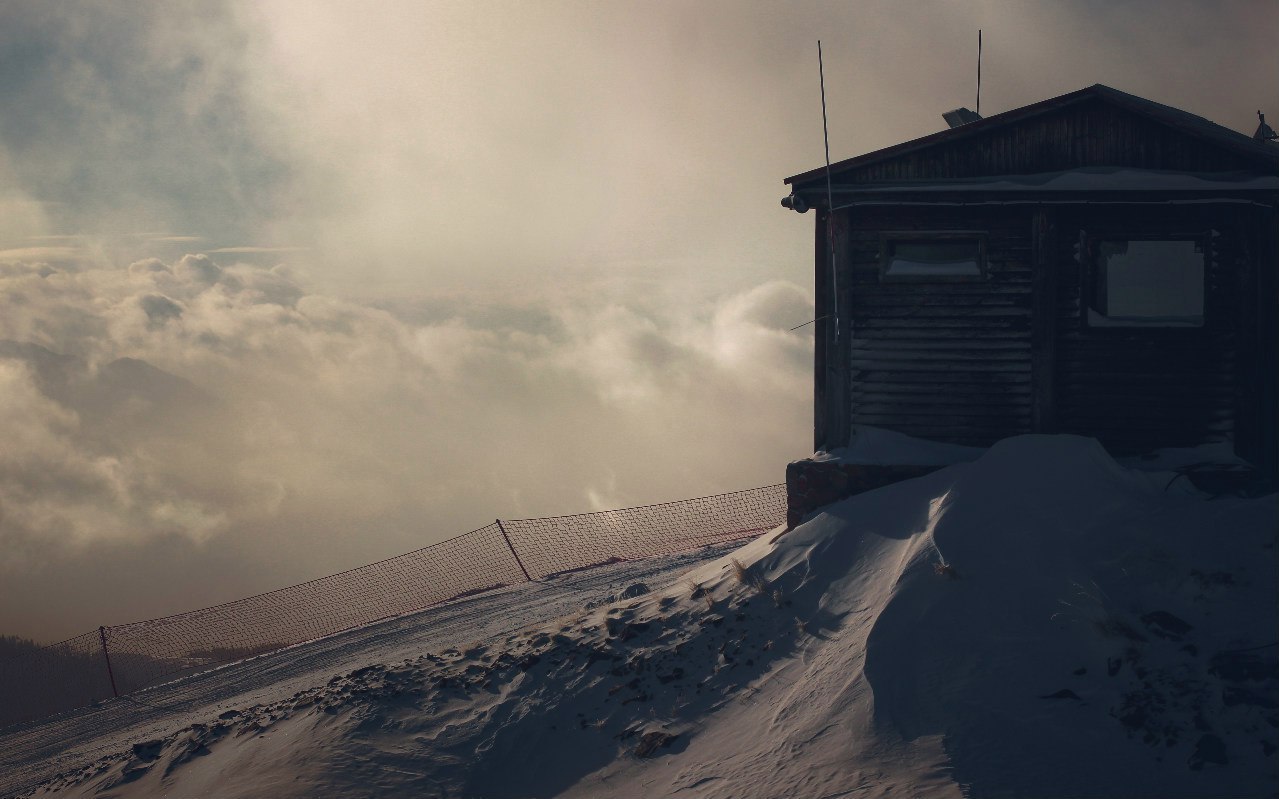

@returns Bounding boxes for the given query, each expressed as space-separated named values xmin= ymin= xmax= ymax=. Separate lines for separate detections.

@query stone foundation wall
xmin=785 ymin=460 xmax=943 ymax=529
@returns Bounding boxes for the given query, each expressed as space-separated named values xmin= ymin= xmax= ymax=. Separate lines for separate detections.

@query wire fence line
xmin=0 ymin=483 xmax=785 ymax=729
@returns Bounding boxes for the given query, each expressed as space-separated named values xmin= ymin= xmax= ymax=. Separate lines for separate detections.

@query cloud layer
xmin=0 ymin=253 xmax=811 ymax=640
xmin=1 ymin=0 xmax=1275 ymax=640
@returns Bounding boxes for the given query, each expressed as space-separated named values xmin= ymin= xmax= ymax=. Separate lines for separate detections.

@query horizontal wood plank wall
xmin=1257 ymin=205 xmax=1279 ymax=474
xmin=843 ymin=206 xmax=1034 ymax=446
xmin=1053 ymin=206 xmax=1239 ymax=454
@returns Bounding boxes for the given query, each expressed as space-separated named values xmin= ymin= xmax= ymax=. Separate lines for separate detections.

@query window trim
xmin=1079 ymin=231 xmax=1209 ymax=331
xmin=878 ymin=231 xmax=988 ymax=283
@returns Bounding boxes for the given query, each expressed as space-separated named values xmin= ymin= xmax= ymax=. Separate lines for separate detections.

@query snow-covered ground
xmin=6 ymin=435 xmax=1277 ymax=798
xmin=0 ymin=548 xmax=739 ymax=797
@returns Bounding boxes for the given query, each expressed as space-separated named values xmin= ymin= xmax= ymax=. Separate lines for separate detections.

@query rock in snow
xmin=18 ymin=436 xmax=1279 ymax=798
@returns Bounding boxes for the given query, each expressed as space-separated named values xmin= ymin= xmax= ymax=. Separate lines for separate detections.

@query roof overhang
xmin=782 ymin=169 xmax=1279 ymax=214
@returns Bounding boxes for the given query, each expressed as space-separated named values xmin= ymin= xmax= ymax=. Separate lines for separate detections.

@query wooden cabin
xmin=780 ymin=85 xmax=1278 ymax=522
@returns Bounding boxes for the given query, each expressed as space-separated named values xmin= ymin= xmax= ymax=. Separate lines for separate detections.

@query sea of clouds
xmin=7 ymin=0 xmax=1269 ymax=645
xmin=0 ymin=253 xmax=811 ymax=641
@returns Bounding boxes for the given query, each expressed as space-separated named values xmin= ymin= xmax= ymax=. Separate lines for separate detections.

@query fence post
xmin=98 ymin=626 xmax=120 ymax=698
xmin=495 ymin=519 xmax=532 ymax=582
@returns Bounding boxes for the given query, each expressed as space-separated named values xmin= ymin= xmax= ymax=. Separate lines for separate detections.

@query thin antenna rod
xmin=818 ymin=41 xmax=833 ymax=211
xmin=977 ymin=29 xmax=983 ymax=116
xmin=818 ymin=41 xmax=838 ymax=344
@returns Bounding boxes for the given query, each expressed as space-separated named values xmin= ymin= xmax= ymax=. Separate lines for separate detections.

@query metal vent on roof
xmin=943 ymin=107 xmax=982 ymax=128
xmin=1255 ymin=111 xmax=1278 ymax=143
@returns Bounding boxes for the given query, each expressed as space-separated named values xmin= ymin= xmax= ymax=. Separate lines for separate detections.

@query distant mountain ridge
xmin=0 ymin=339 xmax=215 ymax=430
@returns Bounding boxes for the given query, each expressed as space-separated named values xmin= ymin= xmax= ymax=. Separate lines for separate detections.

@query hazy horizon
xmin=2 ymin=0 xmax=1276 ymax=642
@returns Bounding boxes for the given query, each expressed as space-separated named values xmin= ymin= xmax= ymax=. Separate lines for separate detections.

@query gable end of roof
xmin=785 ymin=84 xmax=1279 ymax=187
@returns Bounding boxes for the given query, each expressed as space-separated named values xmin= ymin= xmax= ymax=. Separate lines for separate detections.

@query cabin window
xmin=1087 ymin=239 xmax=1205 ymax=327
xmin=880 ymin=234 xmax=985 ymax=281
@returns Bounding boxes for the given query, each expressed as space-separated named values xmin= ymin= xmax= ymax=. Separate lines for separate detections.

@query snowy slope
xmin=13 ymin=436 xmax=1279 ymax=798
xmin=0 ymin=549 xmax=738 ymax=797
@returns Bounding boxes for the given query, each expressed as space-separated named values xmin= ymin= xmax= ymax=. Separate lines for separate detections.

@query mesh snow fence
xmin=502 ymin=484 xmax=786 ymax=579
xmin=1 ymin=484 xmax=785 ymax=728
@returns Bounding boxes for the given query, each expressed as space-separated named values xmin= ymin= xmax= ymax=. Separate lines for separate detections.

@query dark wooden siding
xmin=800 ymin=89 xmax=1277 ymax=464
xmin=1052 ymin=206 xmax=1240 ymax=454
xmin=822 ymin=99 xmax=1257 ymax=185
xmin=841 ymin=206 xmax=1034 ymax=446
xmin=831 ymin=203 xmax=1255 ymax=455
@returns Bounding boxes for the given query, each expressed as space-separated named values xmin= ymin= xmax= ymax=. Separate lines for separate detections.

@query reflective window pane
xmin=884 ymin=239 xmax=982 ymax=279
xmin=1091 ymin=240 xmax=1204 ymax=327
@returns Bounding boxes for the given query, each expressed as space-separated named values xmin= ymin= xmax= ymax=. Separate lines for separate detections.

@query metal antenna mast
xmin=818 ymin=40 xmax=838 ymax=344
xmin=977 ymin=29 xmax=983 ymax=116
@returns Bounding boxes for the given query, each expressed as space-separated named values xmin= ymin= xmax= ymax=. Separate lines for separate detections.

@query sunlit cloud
xmin=0 ymin=0 xmax=1273 ymax=641
xmin=0 ymin=253 xmax=811 ymax=639
xmin=0 ymin=246 xmax=85 ymax=263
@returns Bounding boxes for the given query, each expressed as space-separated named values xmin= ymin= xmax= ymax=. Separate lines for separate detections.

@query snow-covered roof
xmin=785 ymin=84 xmax=1279 ymax=188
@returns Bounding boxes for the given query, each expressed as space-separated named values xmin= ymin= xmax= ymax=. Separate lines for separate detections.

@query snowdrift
xmin=27 ymin=436 xmax=1278 ymax=798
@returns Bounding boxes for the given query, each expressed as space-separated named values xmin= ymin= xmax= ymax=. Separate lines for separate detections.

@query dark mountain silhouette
xmin=0 ymin=340 xmax=216 ymax=431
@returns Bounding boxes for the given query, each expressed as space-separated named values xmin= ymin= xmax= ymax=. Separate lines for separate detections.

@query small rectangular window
xmin=880 ymin=235 xmax=985 ymax=281
xmin=1088 ymin=239 xmax=1204 ymax=327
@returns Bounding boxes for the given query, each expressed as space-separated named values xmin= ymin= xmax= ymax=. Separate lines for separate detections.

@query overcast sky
xmin=1 ymin=1 xmax=1275 ymax=642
